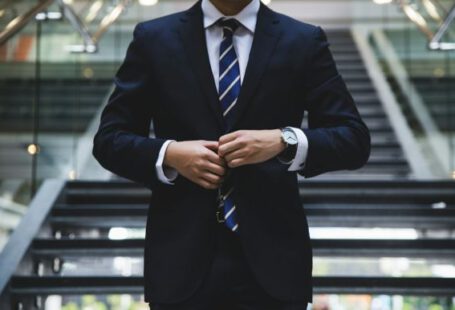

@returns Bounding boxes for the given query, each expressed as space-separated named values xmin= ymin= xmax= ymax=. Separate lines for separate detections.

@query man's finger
xmin=219 ymin=131 xmax=239 ymax=145
xmin=228 ymin=157 xmax=246 ymax=168
xmin=202 ymin=140 xmax=219 ymax=152
xmin=202 ymin=172 xmax=222 ymax=184
xmin=205 ymin=149 xmax=226 ymax=167
xmin=198 ymin=178 xmax=217 ymax=190
xmin=218 ymin=139 xmax=242 ymax=157
xmin=204 ymin=162 xmax=226 ymax=176
xmin=225 ymin=149 xmax=246 ymax=162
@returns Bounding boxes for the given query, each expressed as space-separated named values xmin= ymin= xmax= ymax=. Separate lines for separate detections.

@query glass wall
xmin=0 ymin=0 xmax=141 ymax=250
xmin=370 ymin=0 xmax=455 ymax=178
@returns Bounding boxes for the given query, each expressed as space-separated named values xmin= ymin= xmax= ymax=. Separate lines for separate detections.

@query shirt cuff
xmin=155 ymin=140 xmax=179 ymax=185
xmin=286 ymin=127 xmax=309 ymax=171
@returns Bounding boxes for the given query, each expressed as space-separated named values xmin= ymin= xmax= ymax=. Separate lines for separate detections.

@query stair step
xmin=0 ymin=109 xmax=97 ymax=118
xmin=333 ymin=55 xmax=363 ymax=63
xmin=337 ymin=64 xmax=367 ymax=72
xmin=49 ymin=203 xmax=452 ymax=229
xmin=0 ymin=120 xmax=89 ymax=132
xmin=53 ymin=201 xmax=455 ymax=213
xmin=0 ymin=95 xmax=106 ymax=104
xmin=349 ymin=166 xmax=410 ymax=175
xmin=9 ymin=276 xmax=455 ymax=296
xmin=31 ymin=238 xmax=455 ymax=258
xmin=340 ymin=72 xmax=371 ymax=80
xmin=62 ymin=181 xmax=455 ymax=205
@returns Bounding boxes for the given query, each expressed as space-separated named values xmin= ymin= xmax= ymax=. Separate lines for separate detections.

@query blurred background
xmin=0 ymin=0 xmax=454 ymax=309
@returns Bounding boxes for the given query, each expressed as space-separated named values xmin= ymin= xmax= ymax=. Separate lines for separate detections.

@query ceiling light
xmin=139 ymin=0 xmax=159 ymax=6
xmin=422 ymin=0 xmax=441 ymax=21
xmin=35 ymin=13 xmax=46 ymax=21
xmin=46 ymin=12 xmax=62 ymax=20
xmin=27 ymin=144 xmax=40 ymax=155
xmin=403 ymin=4 xmax=428 ymax=28
xmin=86 ymin=0 xmax=103 ymax=23
xmin=373 ymin=0 xmax=393 ymax=4
xmin=68 ymin=169 xmax=77 ymax=180
xmin=66 ymin=44 xmax=98 ymax=53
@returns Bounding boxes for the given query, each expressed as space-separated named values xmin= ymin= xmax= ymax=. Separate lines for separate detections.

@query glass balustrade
xmin=0 ymin=0 xmax=135 ymax=250
xmin=371 ymin=23 xmax=454 ymax=178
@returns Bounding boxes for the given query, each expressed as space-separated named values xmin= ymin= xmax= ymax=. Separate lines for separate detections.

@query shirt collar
xmin=201 ymin=0 xmax=260 ymax=33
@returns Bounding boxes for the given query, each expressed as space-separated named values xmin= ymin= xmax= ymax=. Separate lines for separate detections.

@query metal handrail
xmin=351 ymin=26 xmax=434 ymax=179
xmin=0 ymin=179 xmax=65 ymax=296
xmin=63 ymin=0 xmax=130 ymax=53
xmin=92 ymin=0 xmax=130 ymax=44
xmin=57 ymin=0 xmax=96 ymax=52
xmin=1 ymin=0 xmax=131 ymax=52
xmin=371 ymin=29 xmax=451 ymax=176
xmin=0 ymin=0 xmax=54 ymax=46
xmin=398 ymin=0 xmax=455 ymax=50
xmin=429 ymin=3 xmax=455 ymax=50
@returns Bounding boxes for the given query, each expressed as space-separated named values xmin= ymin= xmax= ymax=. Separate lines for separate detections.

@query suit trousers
xmin=148 ymin=216 xmax=309 ymax=310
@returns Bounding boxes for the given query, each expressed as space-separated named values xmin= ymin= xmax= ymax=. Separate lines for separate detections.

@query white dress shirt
xmin=155 ymin=0 xmax=308 ymax=184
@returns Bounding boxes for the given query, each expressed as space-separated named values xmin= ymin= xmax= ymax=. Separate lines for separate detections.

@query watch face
xmin=283 ymin=130 xmax=298 ymax=145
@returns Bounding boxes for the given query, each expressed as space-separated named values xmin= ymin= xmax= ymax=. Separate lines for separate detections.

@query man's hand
xmin=218 ymin=129 xmax=286 ymax=168
xmin=164 ymin=140 xmax=227 ymax=190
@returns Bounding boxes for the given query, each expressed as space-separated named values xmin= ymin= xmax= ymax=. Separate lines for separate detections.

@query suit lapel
xmin=228 ymin=3 xmax=282 ymax=131
xmin=177 ymin=0 xmax=225 ymax=134
xmin=177 ymin=0 xmax=282 ymax=133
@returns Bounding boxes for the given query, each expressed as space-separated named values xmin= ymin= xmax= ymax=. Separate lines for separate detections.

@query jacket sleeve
xmin=92 ymin=22 xmax=167 ymax=190
xmin=298 ymin=26 xmax=371 ymax=178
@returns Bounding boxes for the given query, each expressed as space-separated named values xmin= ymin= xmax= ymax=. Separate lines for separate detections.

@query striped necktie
xmin=217 ymin=18 xmax=241 ymax=233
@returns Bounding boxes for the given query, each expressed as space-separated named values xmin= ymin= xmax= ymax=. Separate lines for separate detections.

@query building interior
xmin=0 ymin=0 xmax=454 ymax=309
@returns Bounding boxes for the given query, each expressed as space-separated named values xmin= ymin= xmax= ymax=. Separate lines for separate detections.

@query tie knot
xmin=218 ymin=18 xmax=240 ymax=36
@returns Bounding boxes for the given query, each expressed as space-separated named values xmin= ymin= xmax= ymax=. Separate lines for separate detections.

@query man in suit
xmin=92 ymin=0 xmax=370 ymax=308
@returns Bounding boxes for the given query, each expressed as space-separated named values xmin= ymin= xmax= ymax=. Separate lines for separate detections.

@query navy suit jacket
xmin=93 ymin=0 xmax=370 ymax=304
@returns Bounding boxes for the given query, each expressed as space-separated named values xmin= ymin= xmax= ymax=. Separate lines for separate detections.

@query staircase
xmin=0 ymin=78 xmax=112 ymax=133
xmin=314 ymin=30 xmax=411 ymax=180
xmin=412 ymin=77 xmax=455 ymax=133
xmin=0 ymin=78 xmax=112 ymax=179
xmin=1 ymin=179 xmax=455 ymax=308
xmin=1 ymin=30 xmax=454 ymax=309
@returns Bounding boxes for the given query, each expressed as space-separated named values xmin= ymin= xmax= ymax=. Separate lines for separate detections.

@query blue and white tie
xmin=217 ymin=18 xmax=241 ymax=233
